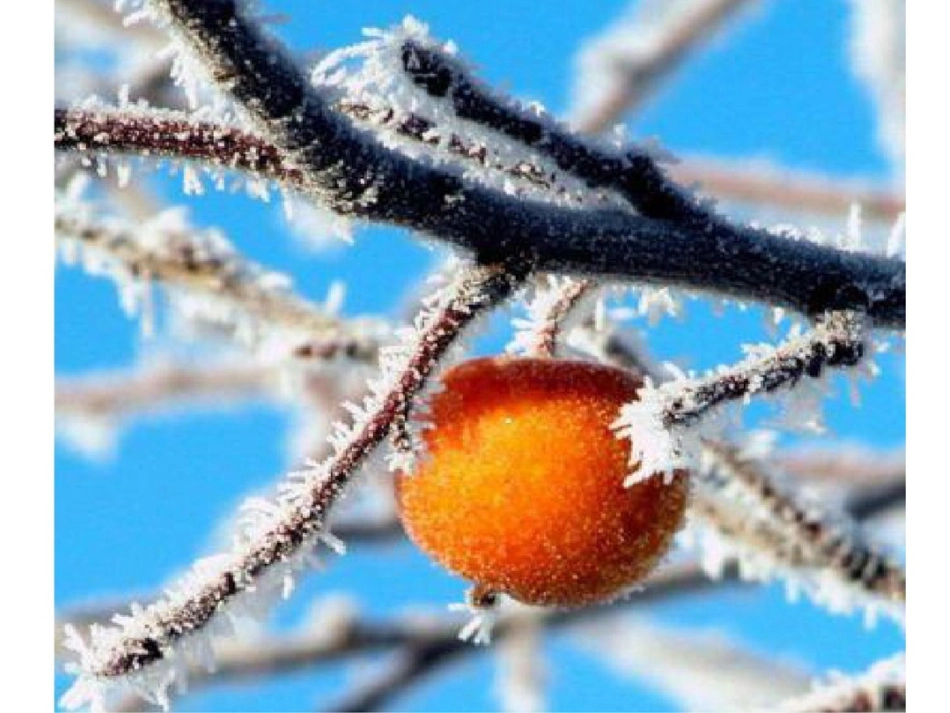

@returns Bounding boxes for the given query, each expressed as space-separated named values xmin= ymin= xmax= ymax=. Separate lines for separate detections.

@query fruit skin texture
xmin=396 ymin=356 xmax=690 ymax=607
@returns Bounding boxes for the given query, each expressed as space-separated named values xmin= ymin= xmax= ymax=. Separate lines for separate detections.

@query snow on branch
xmin=508 ymin=276 xmax=596 ymax=357
xmin=55 ymin=106 xmax=301 ymax=188
xmin=557 ymin=298 xmax=903 ymax=619
xmin=55 ymin=189 xmax=385 ymax=352
xmin=55 ymin=103 xmax=612 ymax=211
xmin=614 ymin=311 xmax=868 ymax=481
xmin=778 ymin=654 xmax=905 ymax=712
xmin=60 ymin=262 xmax=521 ymax=711
xmin=691 ymin=442 xmax=905 ymax=621
xmin=571 ymin=0 xmax=758 ymax=132
xmin=120 ymin=0 xmax=904 ymax=327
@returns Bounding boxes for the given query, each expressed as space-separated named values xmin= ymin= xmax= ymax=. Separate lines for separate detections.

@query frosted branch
xmin=55 ymin=196 xmax=384 ymax=352
xmin=779 ymin=654 xmax=905 ymax=712
xmin=57 ymin=107 xmax=905 ymax=225
xmin=692 ymin=443 xmax=905 ymax=618
xmin=614 ymin=311 xmax=868 ymax=481
xmin=508 ymin=277 xmax=595 ymax=357
xmin=123 ymin=0 xmax=904 ymax=327
xmin=55 ymin=107 xmax=300 ymax=187
xmin=56 ymin=359 xmax=271 ymax=420
xmin=568 ymin=312 xmax=903 ymax=618
xmin=61 ymin=262 xmax=521 ymax=711
xmin=572 ymin=0 xmax=758 ymax=132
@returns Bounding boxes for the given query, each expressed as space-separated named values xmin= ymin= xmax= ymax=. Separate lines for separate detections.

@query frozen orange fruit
xmin=396 ymin=356 xmax=689 ymax=607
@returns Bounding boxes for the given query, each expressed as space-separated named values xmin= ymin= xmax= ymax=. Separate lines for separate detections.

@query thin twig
xmin=55 ymin=359 xmax=273 ymax=419
xmin=669 ymin=157 xmax=904 ymax=223
xmin=55 ymin=200 xmax=385 ymax=354
xmin=83 ymin=460 xmax=903 ymax=711
xmin=564 ymin=303 xmax=903 ymax=614
xmin=621 ymin=311 xmax=866 ymax=436
xmin=61 ymin=262 xmax=523 ymax=710
xmin=697 ymin=442 xmax=905 ymax=605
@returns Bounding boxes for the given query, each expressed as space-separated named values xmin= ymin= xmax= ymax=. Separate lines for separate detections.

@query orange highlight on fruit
xmin=396 ymin=357 xmax=689 ymax=607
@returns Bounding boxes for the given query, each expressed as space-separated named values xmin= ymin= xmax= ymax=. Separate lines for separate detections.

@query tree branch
xmin=696 ymin=442 xmax=905 ymax=608
xmin=778 ymin=654 xmax=905 ymax=712
xmin=56 ymin=197 xmax=386 ymax=352
xmin=60 ymin=262 xmax=522 ymax=711
xmin=57 ymin=107 xmax=905 ymax=223
xmin=563 ymin=302 xmax=903 ymax=616
xmin=115 ymin=0 xmax=904 ymax=327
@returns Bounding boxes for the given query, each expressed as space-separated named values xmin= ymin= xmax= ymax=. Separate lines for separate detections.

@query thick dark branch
xmin=140 ymin=0 xmax=904 ymax=327
xmin=399 ymin=40 xmax=707 ymax=222
xmin=56 ymin=108 xmax=905 ymax=222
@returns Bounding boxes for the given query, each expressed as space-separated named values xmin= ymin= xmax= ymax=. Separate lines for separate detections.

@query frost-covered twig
xmin=694 ymin=443 xmax=905 ymax=610
xmin=567 ymin=310 xmax=903 ymax=619
xmin=56 ymin=104 xmax=588 ymax=202
xmin=778 ymin=654 xmax=905 ymax=712
xmin=572 ymin=0 xmax=758 ymax=132
xmin=55 ymin=197 xmax=385 ymax=352
xmin=129 ymin=0 xmax=904 ymax=327
xmin=61 ymin=559 xmax=722 ymax=711
xmin=509 ymin=276 xmax=595 ymax=357
xmin=55 ymin=107 xmax=301 ymax=187
xmin=61 ymin=262 xmax=521 ymax=710
xmin=614 ymin=312 xmax=867 ymax=479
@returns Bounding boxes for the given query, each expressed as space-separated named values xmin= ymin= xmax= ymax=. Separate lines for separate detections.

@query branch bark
xmin=90 ymin=0 xmax=904 ymax=328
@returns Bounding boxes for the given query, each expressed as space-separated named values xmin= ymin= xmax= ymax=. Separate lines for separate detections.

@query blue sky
xmin=55 ymin=0 xmax=904 ymax=710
